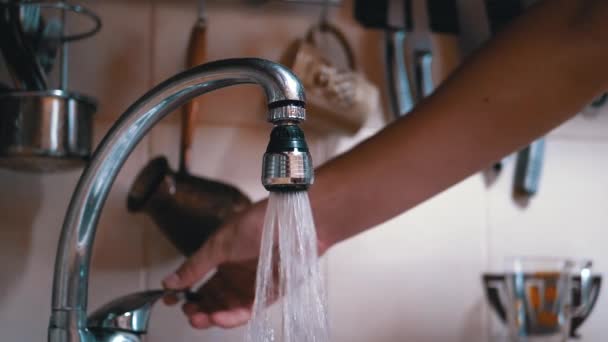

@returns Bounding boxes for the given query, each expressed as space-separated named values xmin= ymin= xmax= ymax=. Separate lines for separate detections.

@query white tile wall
xmin=1 ymin=1 xmax=607 ymax=341
xmin=327 ymin=174 xmax=487 ymax=342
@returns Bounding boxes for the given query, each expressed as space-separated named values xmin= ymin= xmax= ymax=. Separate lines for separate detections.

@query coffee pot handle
xmin=573 ymin=261 xmax=593 ymax=317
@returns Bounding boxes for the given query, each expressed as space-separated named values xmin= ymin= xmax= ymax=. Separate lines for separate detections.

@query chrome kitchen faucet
xmin=48 ymin=58 xmax=313 ymax=342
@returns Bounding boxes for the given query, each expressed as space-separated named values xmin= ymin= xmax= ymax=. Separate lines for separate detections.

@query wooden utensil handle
xmin=179 ymin=18 xmax=207 ymax=174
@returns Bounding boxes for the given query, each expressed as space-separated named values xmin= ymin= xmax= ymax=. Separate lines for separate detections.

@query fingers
xmin=210 ymin=308 xmax=251 ymax=328
xmin=180 ymin=272 xmax=254 ymax=330
xmin=190 ymin=313 xmax=213 ymax=329
xmin=162 ymin=293 xmax=180 ymax=306
xmin=163 ymin=235 xmax=223 ymax=290
xmin=188 ymin=309 xmax=251 ymax=329
xmin=185 ymin=307 xmax=251 ymax=329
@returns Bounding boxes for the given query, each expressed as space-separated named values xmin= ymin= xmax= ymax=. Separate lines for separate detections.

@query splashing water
xmin=246 ymin=191 xmax=329 ymax=342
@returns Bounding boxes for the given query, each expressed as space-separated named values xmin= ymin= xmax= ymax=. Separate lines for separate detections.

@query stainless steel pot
xmin=0 ymin=89 xmax=97 ymax=172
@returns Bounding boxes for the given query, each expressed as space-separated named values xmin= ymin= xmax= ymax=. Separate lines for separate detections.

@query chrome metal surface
xmin=514 ymin=138 xmax=546 ymax=196
xmin=262 ymin=150 xmax=313 ymax=190
xmin=0 ymin=90 xmax=96 ymax=172
xmin=385 ymin=30 xmax=415 ymax=118
xmin=267 ymin=103 xmax=306 ymax=123
xmin=49 ymin=58 xmax=307 ymax=342
xmin=88 ymin=332 xmax=140 ymax=342
xmin=17 ymin=0 xmax=102 ymax=42
xmin=19 ymin=2 xmax=42 ymax=35
xmin=414 ymin=50 xmax=433 ymax=98
xmin=37 ymin=18 xmax=62 ymax=74
xmin=60 ymin=4 xmax=68 ymax=90
xmin=87 ymin=290 xmax=191 ymax=336
xmin=575 ymin=261 xmax=594 ymax=317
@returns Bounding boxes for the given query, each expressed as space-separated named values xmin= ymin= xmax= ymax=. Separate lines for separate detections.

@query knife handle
xmin=514 ymin=138 xmax=545 ymax=196
xmin=385 ymin=30 xmax=416 ymax=118
xmin=179 ymin=18 xmax=207 ymax=174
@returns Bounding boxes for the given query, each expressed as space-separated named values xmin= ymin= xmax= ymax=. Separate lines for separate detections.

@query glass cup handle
xmin=573 ymin=261 xmax=593 ymax=317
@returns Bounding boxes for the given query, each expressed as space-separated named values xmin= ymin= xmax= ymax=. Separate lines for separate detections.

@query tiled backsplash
xmin=1 ymin=1 xmax=607 ymax=341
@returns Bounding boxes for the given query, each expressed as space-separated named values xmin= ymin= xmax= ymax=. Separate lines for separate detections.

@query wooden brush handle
xmin=179 ymin=18 xmax=207 ymax=175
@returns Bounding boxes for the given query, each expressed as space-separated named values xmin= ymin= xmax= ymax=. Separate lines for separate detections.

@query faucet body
xmin=48 ymin=58 xmax=311 ymax=342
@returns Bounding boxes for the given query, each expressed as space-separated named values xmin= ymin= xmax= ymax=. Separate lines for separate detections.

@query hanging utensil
xmin=19 ymin=2 xmax=42 ymax=36
xmin=514 ymin=138 xmax=545 ymax=196
xmin=0 ymin=1 xmax=102 ymax=172
xmin=486 ymin=0 xmax=547 ymax=196
xmin=385 ymin=30 xmax=415 ymax=118
xmin=179 ymin=0 xmax=207 ymax=174
xmin=282 ymin=18 xmax=378 ymax=134
xmin=128 ymin=0 xmax=252 ymax=256
xmin=0 ymin=1 xmax=48 ymax=90
xmin=355 ymin=0 xmax=416 ymax=119
xmin=405 ymin=0 xmax=461 ymax=103
xmin=35 ymin=18 xmax=62 ymax=74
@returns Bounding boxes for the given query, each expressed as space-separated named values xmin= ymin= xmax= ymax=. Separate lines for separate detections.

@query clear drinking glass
xmin=504 ymin=257 xmax=593 ymax=342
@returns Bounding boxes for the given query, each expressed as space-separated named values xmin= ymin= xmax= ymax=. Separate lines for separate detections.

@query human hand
xmin=161 ymin=199 xmax=267 ymax=329
xmin=162 ymin=198 xmax=329 ymax=330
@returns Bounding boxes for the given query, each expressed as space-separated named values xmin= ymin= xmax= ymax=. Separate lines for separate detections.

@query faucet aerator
xmin=262 ymin=122 xmax=314 ymax=192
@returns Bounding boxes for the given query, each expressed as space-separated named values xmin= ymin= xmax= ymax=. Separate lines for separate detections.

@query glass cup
xmin=504 ymin=257 xmax=593 ymax=342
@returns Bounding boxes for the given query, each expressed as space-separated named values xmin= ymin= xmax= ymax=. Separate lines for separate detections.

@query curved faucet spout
xmin=49 ymin=58 xmax=307 ymax=342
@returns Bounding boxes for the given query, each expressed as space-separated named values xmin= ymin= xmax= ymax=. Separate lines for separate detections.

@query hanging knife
xmin=354 ymin=0 xmax=415 ymax=119
xmin=514 ymin=139 xmax=545 ymax=196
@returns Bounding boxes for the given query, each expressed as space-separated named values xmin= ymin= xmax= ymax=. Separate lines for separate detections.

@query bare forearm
xmin=311 ymin=0 xmax=608 ymax=249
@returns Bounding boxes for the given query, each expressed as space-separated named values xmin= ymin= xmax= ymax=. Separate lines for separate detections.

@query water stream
xmin=246 ymin=191 xmax=329 ymax=342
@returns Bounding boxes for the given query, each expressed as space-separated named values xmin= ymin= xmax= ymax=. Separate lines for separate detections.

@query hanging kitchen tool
xmin=485 ymin=0 xmax=547 ymax=196
xmin=127 ymin=0 xmax=252 ymax=256
xmin=179 ymin=0 xmax=206 ymax=175
xmin=127 ymin=156 xmax=252 ymax=256
xmin=0 ymin=1 xmax=48 ymax=90
xmin=36 ymin=18 xmax=63 ymax=74
xmin=354 ymin=0 xmax=415 ymax=119
xmin=0 ymin=1 xmax=101 ymax=172
xmin=514 ymin=139 xmax=545 ymax=196
xmin=282 ymin=2 xmax=379 ymax=134
xmin=354 ymin=0 xmax=461 ymax=118
xmin=408 ymin=0 xmax=462 ymax=101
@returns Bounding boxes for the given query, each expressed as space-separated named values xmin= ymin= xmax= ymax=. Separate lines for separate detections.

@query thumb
xmin=162 ymin=234 xmax=224 ymax=290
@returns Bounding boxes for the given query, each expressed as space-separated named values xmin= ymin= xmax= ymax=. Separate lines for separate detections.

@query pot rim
xmin=0 ymin=89 xmax=98 ymax=109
